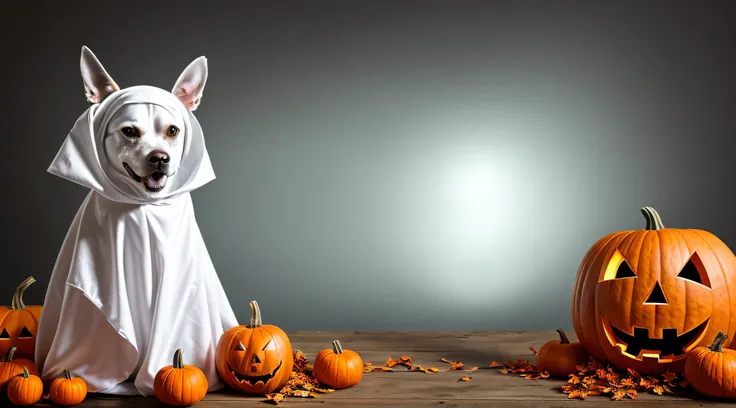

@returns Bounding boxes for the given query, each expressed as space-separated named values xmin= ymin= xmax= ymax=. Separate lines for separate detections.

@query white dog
xmin=35 ymin=46 xmax=239 ymax=396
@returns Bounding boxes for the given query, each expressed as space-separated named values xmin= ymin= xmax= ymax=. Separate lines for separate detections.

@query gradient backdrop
xmin=1 ymin=0 xmax=735 ymax=330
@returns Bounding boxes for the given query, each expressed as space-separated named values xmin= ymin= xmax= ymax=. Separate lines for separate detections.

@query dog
xmin=35 ymin=46 xmax=239 ymax=396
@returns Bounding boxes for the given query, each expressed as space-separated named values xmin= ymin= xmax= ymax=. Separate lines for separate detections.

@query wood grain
xmin=0 ymin=331 xmax=725 ymax=407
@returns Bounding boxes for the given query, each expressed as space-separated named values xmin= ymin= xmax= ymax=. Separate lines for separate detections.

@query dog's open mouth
xmin=123 ymin=163 xmax=168 ymax=192
xmin=602 ymin=317 xmax=709 ymax=362
xmin=227 ymin=361 xmax=283 ymax=386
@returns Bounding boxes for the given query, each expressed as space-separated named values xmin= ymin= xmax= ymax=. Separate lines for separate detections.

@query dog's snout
xmin=148 ymin=151 xmax=170 ymax=165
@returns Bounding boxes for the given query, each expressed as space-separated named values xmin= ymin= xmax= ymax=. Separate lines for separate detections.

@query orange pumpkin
xmin=0 ymin=347 xmax=30 ymax=392
xmin=572 ymin=207 xmax=736 ymax=374
xmin=216 ymin=300 xmax=293 ymax=395
xmin=0 ymin=276 xmax=43 ymax=360
xmin=154 ymin=349 xmax=208 ymax=406
xmin=50 ymin=369 xmax=88 ymax=406
xmin=313 ymin=340 xmax=363 ymax=389
xmin=684 ymin=331 xmax=736 ymax=398
xmin=7 ymin=367 xmax=43 ymax=406
xmin=535 ymin=329 xmax=589 ymax=378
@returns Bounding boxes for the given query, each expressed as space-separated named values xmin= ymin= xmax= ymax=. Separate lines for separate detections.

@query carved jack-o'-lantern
xmin=572 ymin=207 xmax=736 ymax=374
xmin=0 ymin=277 xmax=42 ymax=360
xmin=215 ymin=301 xmax=293 ymax=395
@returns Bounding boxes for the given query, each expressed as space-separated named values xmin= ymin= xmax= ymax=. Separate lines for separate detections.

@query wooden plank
xmin=0 ymin=331 xmax=720 ymax=407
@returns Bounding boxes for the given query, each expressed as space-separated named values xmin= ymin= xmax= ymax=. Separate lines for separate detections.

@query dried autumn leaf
xmin=488 ymin=361 xmax=504 ymax=368
xmin=458 ymin=376 xmax=471 ymax=382
xmin=652 ymin=385 xmax=664 ymax=395
xmin=499 ymin=368 xmax=509 ymax=374
xmin=611 ymin=389 xmax=627 ymax=401
xmin=529 ymin=345 xmax=538 ymax=355
xmin=428 ymin=367 xmax=440 ymax=373
xmin=264 ymin=393 xmax=285 ymax=404
xmin=440 ymin=357 xmax=453 ymax=364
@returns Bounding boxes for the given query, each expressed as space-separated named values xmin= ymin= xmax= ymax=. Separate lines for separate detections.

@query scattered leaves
xmin=262 ymin=351 xmax=335 ymax=404
xmin=495 ymin=355 xmax=688 ymax=401
xmin=411 ymin=365 xmax=441 ymax=374
xmin=488 ymin=361 xmax=504 ymax=368
xmin=458 ymin=376 xmax=472 ymax=382
xmin=440 ymin=357 xmax=478 ymax=371
xmin=386 ymin=355 xmax=413 ymax=369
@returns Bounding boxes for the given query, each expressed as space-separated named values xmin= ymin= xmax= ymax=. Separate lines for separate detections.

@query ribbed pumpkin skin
xmin=50 ymin=370 xmax=88 ymax=406
xmin=7 ymin=367 xmax=43 ymax=406
xmin=216 ymin=301 xmax=294 ymax=395
xmin=154 ymin=350 xmax=208 ymax=407
xmin=535 ymin=329 xmax=589 ymax=378
xmin=572 ymin=208 xmax=736 ymax=374
xmin=0 ymin=277 xmax=43 ymax=360
xmin=313 ymin=341 xmax=363 ymax=389
xmin=0 ymin=347 xmax=25 ymax=392
xmin=684 ymin=332 xmax=736 ymax=398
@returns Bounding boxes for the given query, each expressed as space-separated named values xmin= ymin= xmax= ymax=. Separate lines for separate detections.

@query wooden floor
xmin=1 ymin=330 xmax=731 ymax=407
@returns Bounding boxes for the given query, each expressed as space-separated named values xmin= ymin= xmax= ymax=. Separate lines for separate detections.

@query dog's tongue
xmin=144 ymin=172 xmax=168 ymax=191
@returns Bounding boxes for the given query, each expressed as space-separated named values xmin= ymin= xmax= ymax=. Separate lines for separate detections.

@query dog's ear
xmin=172 ymin=56 xmax=208 ymax=111
xmin=80 ymin=46 xmax=120 ymax=104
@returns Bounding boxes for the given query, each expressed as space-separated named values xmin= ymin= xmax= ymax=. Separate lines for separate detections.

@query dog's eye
xmin=121 ymin=127 xmax=139 ymax=138
xmin=167 ymin=125 xmax=179 ymax=137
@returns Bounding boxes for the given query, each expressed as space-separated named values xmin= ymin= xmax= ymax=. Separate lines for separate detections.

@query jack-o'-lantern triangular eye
xmin=18 ymin=327 xmax=33 ymax=338
xmin=677 ymin=252 xmax=711 ymax=289
xmin=263 ymin=339 xmax=276 ymax=351
xmin=235 ymin=341 xmax=246 ymax=351
xmin=601 ymin=249 xmax=637 ymax=282
xmin=0 ymin=329 xmax=9 ymax=339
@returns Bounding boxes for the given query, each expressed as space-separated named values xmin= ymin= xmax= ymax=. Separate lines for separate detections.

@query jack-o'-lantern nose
xmin=644 ymin=281 xmax=668 ymax=305
xmin=251 ymin=354 xmax=261 ymax=364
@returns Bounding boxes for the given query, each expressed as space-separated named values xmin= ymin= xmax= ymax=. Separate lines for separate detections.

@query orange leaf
xmin=458 ymin=376 xmax=471 ymax=382
xmin=488 ymin=361 xmax=504 ymax=368
xmin=499 ymin=368 xmax=509 ymax=374
xmin=440 ymin=357 xmax=453 ymax=364
xmin=529 ymin=345 xmax=538 ymax=355
xmin=264 ymin=393 xmax=285 ymax=404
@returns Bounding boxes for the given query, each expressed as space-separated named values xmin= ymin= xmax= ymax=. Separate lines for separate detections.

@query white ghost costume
xmin=35 ymin=85 xmax=239 ymax=396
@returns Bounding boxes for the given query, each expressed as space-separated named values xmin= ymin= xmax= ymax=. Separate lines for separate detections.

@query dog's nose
xmin=148 ymin=151 xmax=170 ymax=165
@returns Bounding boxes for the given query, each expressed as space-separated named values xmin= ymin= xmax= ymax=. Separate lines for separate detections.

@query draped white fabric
xmin=35 ymin=86 xmax=239 ymax=396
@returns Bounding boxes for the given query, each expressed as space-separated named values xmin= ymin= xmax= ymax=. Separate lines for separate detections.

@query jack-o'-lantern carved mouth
xmin=602 ymin=317 xmax=709 ymax=362
xmin=227 ymin=360 xmax=283 ymax=386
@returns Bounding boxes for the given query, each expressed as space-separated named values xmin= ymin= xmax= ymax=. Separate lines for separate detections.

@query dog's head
xmin=81 ymin=46 xmax=207 ymax=194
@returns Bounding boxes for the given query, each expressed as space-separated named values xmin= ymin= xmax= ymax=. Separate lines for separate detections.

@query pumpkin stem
xmin=4 ymin=347 xmax=17 ymax=363
xmin=248 ymin=300 xmax=262 ymax=328
xmin=173 ymin=349 xmax=184 ymax=369
xmin=10 ymin=276 xmax=35 ymax=310
xmin=640 ymin=207 xmax=665 ymax=231
xmin=708 ymin=331 xmax=728 ymax=353
xmin=556 ymin=328 xmax=571 ymax=344
xmin=332 ymin=340 xmax=344 ymax=354
xmin=20 ymin=366 xmax=29 ymax=378
xmin=63 ymin=370 xmax=74 ymax=381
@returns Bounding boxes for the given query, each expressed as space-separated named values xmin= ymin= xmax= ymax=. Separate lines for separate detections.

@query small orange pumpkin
xmin=0 ymin=347 xmax=28 ymax=392
xmin=154 ymin=349 xmax=208 ymax=406
xmin=0 ymin=277 xmax=43 ymax=360
xmin=684 ymin=331 xmax=736 ymax=398
xmin=535 ymin=328 xmax=589 ymax=378
xmin=7 ymin=367 xmax=43 ymax=406
xmin=216 ymin=300 xmax=294 ymax=395
xmin=313 ymin=340 xmax=363 ymax=389
xmin=50 ymin=369 xmax=88 ymax=406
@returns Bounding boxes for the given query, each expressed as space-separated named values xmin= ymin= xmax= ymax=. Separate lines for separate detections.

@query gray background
xmin=1 ymin=0 xmax=735 ymax=330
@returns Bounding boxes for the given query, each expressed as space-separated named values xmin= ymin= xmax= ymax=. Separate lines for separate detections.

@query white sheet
xmin=35 ymin=86 xmax=239 ymax=396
